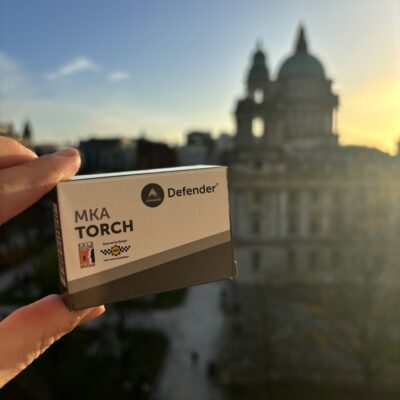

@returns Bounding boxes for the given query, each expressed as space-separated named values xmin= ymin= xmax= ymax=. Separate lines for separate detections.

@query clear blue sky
xmin=0 ymin=0 xmax=398 ymax=149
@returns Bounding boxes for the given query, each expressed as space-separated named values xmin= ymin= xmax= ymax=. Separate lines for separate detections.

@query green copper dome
xmin=277 ymin=26 xmax=325 ymax=80
xmin=247 ymin=46 xmax=269 ymax=83
xmin=278 ymin=53 xmax=325 ymax=80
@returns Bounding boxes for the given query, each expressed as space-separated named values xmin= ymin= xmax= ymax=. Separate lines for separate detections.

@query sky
xmin=0 ymin=0 xmax=399 ymax=152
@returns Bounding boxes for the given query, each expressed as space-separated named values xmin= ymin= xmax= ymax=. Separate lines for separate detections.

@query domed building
xmin=221 ymin=26 xmax=400 ymax=392
xmin=277 ymin=27 xmax=325 ymax=80
xmin=229 ymin=25 xmax=399 ymax=284
xmin=235 ymin=25 xmax=338 ymax=155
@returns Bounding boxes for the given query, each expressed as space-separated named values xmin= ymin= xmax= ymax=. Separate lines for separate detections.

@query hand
xmin=0 ymin=137 xmax=105 ymax=388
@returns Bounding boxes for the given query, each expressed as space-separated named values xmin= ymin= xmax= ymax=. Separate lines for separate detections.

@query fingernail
xmin=75 ymin=307 xmax=95 ymax=319
xmin=53 ymin=148 xmax=79 ymax=158
xmin=76 ymin=305 xmax=106 ymax=326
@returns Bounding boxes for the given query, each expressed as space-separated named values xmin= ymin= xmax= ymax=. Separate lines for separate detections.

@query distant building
xmin=0 ymin=120 xmax=34 ymax=148
xmin=214 ymin=133 xmax=234 ymax=165
xmin=220 ymin=25 xmax=400 ymax=388
xmin=21 ymin=120 xmax=33 ymax=148
xmin=79 ymin=137 xmax=177 ymax=173
xmin=231 ymin=25 xmax=341 ymax=284
xmin=178 ymin=131 xmax=213 ymax=165
xmin=78 ymin=138 xmax=136 ymax=173
xmin=0 ymin=122 xmax=17 ymax=138
xmin=178 ymin=131 xmax=234 ymax=166
xmin=135 ymin=138 xmax=178 ymax=170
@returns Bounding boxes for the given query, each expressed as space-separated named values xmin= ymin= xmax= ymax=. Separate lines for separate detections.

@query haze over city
xmin=0 ymin=0 xmax=399 ymax=152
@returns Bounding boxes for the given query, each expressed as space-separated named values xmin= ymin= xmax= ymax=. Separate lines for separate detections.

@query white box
xmin=52 ymin=165 xmax=237 ymax=310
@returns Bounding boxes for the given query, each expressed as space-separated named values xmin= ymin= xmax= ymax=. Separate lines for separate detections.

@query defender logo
xmin=141 ymin=183 xmax=164 ymax=207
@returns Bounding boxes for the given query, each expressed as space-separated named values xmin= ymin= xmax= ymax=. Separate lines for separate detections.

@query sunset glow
xmin=340 ymin=76 xmax=400 ymax=154
xmin=0 ymin=0 xmax=398 ymax=151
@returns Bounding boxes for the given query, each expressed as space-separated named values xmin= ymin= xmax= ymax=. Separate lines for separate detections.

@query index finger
xmin=0 ymin=148 xmax=81 ymax=224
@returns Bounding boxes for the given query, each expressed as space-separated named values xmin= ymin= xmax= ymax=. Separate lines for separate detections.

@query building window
xmin=288 ymin=215 xmax=297 ymax=235
xmin=309 ymin=190 xmax=322 ymax=235
xmin=254 ymin=159 xmax=262 ymax=169
xmin=330 ymin=189 xmax=344 ymax=234
xmin=252 ymin=117 xmax=264 ymax=138
xmin=252 ymin=251 xmax=261 ymax=272
xmin=309 ymin=250 xmax=318 ymax=271
xmin=252 ymin=216 xmax=261 ymax=234
xmin=288 ymin=190 xmax=298 ymax=206
xmin=309 ymin=216 xmax=320 ymax=235
xmin=309 ymin=190 xmax=320 ymax=209
xmin=331 ymin=249 xmax=343 ymax=268
xmin=287 ymin=191 xmax=299 ymax=235
xmin=253 ymin=190 xmax=262 ymax=203
xmin=287 ymin=249 xmax=296 ymax=271
xmin=254 ymin=89 xmax=263 ymax=104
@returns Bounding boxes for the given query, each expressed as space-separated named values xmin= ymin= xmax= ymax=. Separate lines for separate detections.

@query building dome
xmin=247 ymin=44 xmax=269 ymax=83
xmin=278 ymin=53 xmax=325 ymax=80
xmin=277 ymin=26 xmax=325 ymax=80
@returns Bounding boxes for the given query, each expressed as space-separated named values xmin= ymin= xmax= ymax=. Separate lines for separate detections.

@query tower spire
xmin=23 ymin=120 xmax=32 ymax=140
xmin=295 ymin=24 xmax=308 ymax=54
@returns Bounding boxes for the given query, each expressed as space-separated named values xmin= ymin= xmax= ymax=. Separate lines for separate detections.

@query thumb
xmin=0 ymin=295 xmax=105 ymax=388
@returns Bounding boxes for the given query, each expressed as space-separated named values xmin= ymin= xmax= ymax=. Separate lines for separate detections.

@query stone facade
xmin=220 ymin=26 xmax=400 ymax=391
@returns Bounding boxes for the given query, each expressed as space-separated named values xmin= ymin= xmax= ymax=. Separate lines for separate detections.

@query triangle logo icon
xmin=146 ymin=187 xmax=161 ymax=202
xmin=141 ymin=183 xmax=164 ymax=207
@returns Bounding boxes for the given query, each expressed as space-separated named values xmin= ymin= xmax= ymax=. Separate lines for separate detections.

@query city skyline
xmin=0 ymin=0 xmax=399 ymax=153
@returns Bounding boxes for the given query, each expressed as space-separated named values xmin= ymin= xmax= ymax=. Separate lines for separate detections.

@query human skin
xmin=0 ymin=137 xmax=105 ymax=388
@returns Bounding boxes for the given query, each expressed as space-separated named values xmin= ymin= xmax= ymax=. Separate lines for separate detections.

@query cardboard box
xmin=52 ymin=165 xmax=237 ymax=310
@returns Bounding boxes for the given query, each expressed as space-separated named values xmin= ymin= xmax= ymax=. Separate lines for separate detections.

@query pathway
xmin=155 ymin=281 xmax=226 ymax=400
